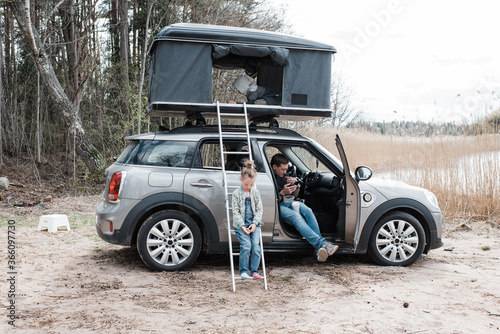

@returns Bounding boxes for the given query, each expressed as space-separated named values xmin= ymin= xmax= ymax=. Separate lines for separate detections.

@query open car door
xmin=335 ymin=135 xmax=361 ymax=247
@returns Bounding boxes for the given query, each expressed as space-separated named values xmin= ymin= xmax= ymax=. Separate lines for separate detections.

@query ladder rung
xmin=235 ymin=277 xmax=261 ymax=280
xmin=220 ymin=131 xmax=246 ymax=136
xmin=223 ymin=151 xmax=249 ymax=155
xmin=219 ymin=113 xmax=246 ymax=117
xmin=235 ymin=277 xmax=258 ymax=280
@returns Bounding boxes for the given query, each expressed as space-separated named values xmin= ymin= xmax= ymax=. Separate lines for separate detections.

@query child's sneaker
xmin=240 ymin=273 xmax=250 ymax=279
xmin=252 ymin=273 xmax=262 ymax=279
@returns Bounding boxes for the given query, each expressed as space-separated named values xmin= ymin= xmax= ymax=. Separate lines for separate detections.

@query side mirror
xmin=355 ymin=166 xmax=372 ymax=182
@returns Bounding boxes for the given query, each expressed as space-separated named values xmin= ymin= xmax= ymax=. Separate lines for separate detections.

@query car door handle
xmin=190 ymin=182 xmax=214 ymax=188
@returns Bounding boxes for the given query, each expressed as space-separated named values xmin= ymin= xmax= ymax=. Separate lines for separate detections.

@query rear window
xmin=116 ymin=141 xmax=140 ymax=163
xmin=138 ymin=140 xmax=195 ymax=168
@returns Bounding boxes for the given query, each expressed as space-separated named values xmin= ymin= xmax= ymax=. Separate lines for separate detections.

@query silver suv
xmin=96 ymin=125 xmax=443 ymax=271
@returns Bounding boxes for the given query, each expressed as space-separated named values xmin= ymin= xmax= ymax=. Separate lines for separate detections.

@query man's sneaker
xmin=240 ymin=273 xmax=250 ymax=279
xmin=317 ymin=247 xmax=328 ymax=262
xmin=324 ymin=242 xmax=339 ymax=256
xmin=252 ymin=273 xmax=262 ymax=279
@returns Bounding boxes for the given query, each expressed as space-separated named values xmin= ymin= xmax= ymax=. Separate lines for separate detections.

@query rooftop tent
xmin=148 ymin=23 xmax=337 ymax=120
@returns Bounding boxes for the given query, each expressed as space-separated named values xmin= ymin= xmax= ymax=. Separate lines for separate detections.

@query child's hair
xmin=241 ymin=160 xmax=257 ymax=179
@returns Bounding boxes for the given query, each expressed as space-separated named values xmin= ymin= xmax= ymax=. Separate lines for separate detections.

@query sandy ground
xmin=1 ymin=195 xmax=499 ymax=333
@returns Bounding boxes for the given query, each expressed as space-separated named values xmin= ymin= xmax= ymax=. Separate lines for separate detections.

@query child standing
xmin=232 ymin=160 xmax=263 ymax=279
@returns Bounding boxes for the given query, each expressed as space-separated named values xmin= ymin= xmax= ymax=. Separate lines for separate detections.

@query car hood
xmin=361 ymin=176 xmax=428 ymax=201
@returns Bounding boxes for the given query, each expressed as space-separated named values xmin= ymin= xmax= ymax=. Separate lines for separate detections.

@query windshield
xmin=310 ymin=140 xmax=344 ymax=173
xmin=289 ymin=146 xmax=330 ymax=172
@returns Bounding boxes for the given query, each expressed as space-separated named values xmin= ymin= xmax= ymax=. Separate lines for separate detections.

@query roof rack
xmin=149 ymin=101 xmax=332 ymax=122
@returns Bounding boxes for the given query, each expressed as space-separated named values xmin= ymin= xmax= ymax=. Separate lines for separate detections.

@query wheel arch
xmin=120 ymin=192 xmax=220 ymax=249
xmin=357 ymin=198 xmax=437 ymax=254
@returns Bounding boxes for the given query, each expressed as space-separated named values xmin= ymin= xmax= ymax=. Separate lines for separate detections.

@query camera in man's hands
xmin=293 ymin=177 xmax=303 ymax=186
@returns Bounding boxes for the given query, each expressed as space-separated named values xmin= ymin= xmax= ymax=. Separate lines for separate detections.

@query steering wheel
xmin=302 ymin=170 xmax=321 ymax=192
xmin=311 ymin=170 xmax=321 ymax=183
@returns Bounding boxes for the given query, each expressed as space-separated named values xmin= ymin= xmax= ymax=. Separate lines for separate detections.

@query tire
xmin=368 ymin=211 xmax=425 ymax=266
xmin=137 ymin=210 xmax=202 ymax=271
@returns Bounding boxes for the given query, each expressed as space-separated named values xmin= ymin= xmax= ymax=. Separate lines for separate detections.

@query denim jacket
xmin=232 ymin=186 xmax=263 ymax=229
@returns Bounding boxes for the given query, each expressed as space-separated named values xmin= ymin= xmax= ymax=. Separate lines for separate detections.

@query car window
xmin=290 ymin=146 xmax=330 ymax=172
xmin=138 ymin=141 xmax=195 ymax=167
xmin=200 ymin=142 xmax=223 ymax=168
xmin=197 ymin=141 xmax=259 ymax=171
xmin=265 ymin=143 xmax=331 ymax=173
xmin=116 ymin=141 xmax=140 ymax=164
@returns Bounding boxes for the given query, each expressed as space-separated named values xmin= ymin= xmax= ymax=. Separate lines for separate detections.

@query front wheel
xmin=368 ymin=211 xmax=425 ymax=266
xmin=137 ymin=210 xmax=202 ymax=271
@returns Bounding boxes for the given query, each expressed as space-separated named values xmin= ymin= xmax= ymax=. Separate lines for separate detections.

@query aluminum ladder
xmin=216 ymin=101 xmax=268 ymax=292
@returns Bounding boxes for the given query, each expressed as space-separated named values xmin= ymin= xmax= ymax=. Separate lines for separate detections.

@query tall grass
xmin=297 ymin=126 xmax=500 ymax=221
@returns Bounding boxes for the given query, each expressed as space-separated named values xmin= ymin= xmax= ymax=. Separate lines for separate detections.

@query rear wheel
xmin=368 ymin=211 xmax=425 ymax=266
xmin=137 ymin=210 xmax=201 ymax=271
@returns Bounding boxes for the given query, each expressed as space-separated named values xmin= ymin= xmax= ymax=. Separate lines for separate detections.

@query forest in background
xmin=350 ymin=117 xmax=500 ymax=137
xmin=0 ymin=0 xmax=285 ymax=174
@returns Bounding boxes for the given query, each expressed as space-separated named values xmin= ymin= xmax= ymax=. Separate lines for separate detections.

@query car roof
xmin=126 ymin=125 xmax=309 ymax=142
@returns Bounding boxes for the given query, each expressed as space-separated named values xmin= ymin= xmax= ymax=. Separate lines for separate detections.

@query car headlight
xmin=425 ymin=190 xmax=439 ymax=209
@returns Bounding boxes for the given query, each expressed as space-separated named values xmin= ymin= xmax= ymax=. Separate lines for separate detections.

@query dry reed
xmin=296 ymin=125 xmax=500 ymax=221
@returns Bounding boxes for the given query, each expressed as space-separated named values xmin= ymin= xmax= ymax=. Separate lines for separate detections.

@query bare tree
xmin=330 ymin=71 xmax=365 ymax=127
xmin=118 ymin=0 xmax=131 ymax=119
xmin=3 ymin=3 xmax=22 ymax=157
xmin=0 ymin=31 xmax=3 ymax=166
xmin=137 ymin=0 xmax=156 ymax=134
xmin=10 ymin=0 xmax=104 ymax=171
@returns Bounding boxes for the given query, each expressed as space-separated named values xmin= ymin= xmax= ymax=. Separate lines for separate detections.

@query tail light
xmin=108 ymin=171 xmax=126 ymax=202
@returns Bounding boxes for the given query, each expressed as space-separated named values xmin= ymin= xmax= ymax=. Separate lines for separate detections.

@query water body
xmin=377 ymin=150 xmax=500 ymax=196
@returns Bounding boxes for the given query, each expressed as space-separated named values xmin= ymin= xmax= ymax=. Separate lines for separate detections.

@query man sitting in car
xmin=271 ymin=154 xmax=339 ymax=262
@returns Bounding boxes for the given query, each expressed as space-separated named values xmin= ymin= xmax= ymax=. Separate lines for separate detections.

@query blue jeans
xmin=280 ymin=202 xmax=325 ymax=252
xmin=235 ymin=226 xmax=261 ymax=275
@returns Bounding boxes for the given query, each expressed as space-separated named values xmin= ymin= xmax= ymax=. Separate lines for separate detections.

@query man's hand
xmin=282 ymin=183 xmax=297 ymax=195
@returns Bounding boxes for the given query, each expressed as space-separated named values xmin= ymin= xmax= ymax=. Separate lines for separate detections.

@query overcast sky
xmin=272 ymin=0 xmax=500 ymax=123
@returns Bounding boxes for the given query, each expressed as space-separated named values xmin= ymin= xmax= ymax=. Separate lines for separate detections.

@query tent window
xmin=212 ymin=44 xmax=288 ymax=66
xmin=212 ymin=44 xmax=287 ymax=105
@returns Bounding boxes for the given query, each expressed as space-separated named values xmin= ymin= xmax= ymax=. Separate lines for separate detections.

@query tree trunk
xmin=138 ymin=0 xmax=156 ymax=134
xmin=118 ymin=0 xmax=129 ymax=65
xmin=118 ymin=0 xmax=131 ymax=122
xmin=58 ymin=0 xmax=80 ymax=103
xmin=0 ymin=31 xmax=3 ymax=166
xmin=10 ymin=1 xmax=104 ymax=171
xmin=110 ymin=0 xmax=119 ymax=61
